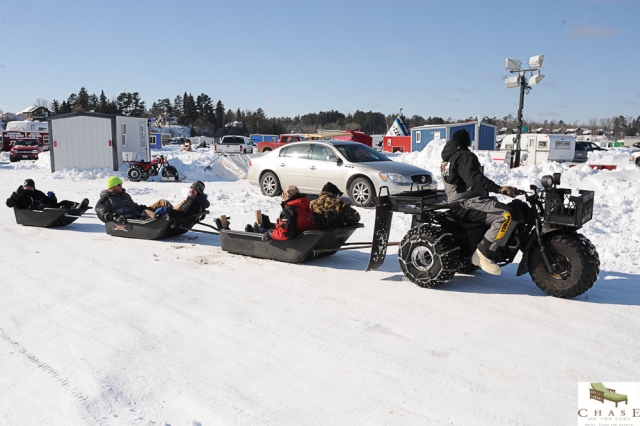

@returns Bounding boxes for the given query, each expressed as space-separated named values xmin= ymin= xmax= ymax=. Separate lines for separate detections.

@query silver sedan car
xmin=247 ymin=141 xmax=436 ymax=207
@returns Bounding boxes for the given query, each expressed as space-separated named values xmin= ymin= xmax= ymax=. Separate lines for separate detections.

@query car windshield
xmin=334 ymin=144 xmax=390 ymax=163
xmin=16 ymin=140 xmax=39 ymax=146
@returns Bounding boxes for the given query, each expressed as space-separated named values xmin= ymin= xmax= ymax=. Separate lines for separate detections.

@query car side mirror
xmin=327 ymin=154 xmax=339 ymax=162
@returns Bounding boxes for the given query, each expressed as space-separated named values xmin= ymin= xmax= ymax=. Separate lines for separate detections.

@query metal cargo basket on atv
xmin=543 ymin=188 xmax=594 ymax=227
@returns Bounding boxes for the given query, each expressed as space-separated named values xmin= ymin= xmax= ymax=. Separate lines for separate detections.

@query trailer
xmin=48 ymin=112 xmax=150 ymax=172
xmin=499 ymin=134 xmax=576 ymax=165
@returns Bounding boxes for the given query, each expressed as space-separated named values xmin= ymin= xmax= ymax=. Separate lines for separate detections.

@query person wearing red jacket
xmin=262 ymin=186 xmax=318 ymax=241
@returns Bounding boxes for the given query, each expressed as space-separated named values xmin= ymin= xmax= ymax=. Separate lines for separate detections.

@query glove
xmin=114 ymin=215 xmax=127 ymax=225
xmin=6 ymin=193 xmax=18 ymax=207
xmin=31 ymin=200 xmax=44 ymax=210
xmin=16 ymin=186 xmax=24 ymax=196
xmin=261 ymin=230 xmax=273 ymax=242
xmin=499 ymin=186 xmax=517 ymax=198
xmin=154 ymin=206 xmax=169 ymax=217
xmin=47 ymin=191 xmax=55 ymax=198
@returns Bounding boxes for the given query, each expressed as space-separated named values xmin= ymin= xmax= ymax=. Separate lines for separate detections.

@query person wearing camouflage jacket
xmin=310 ymin=182 xmax=360 ymax=230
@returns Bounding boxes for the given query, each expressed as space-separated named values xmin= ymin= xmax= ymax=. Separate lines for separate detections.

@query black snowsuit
xmin=6 ymin=186 xmax=76 ymax=210
xmin=148 ymin=195 xmax=210 ymax=224
xmin=95 ymin=189 xmax=147 ymax=223
xmin=441 ymin=130 xmax=515 ymax=261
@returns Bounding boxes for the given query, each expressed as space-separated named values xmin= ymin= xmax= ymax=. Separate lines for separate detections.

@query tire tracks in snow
xmin=0 ymin=327 xmax=108 ymax=426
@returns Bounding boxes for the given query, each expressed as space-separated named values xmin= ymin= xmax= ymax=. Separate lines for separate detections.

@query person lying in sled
xmin=260 ymin=186 xmax=318 ymax=242
xmin=146 ymin=180 xmax=210 ymax=223
xmin=6 ymin=179 xmax=89 ymax=211
xmin=310 ymin=182 xmax=360 ymax=230
xmin=95 ymin=176 xmax=149 ymax=223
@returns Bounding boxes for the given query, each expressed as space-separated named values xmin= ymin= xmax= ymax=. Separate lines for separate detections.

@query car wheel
xmin=349 ymin=177 xmax=375 ymax=207
xmin=263 ymin=148 xmax=272 ymax=152
xmin=260 ymin=172 xmax=282 ymax=197
xmin=9 ymin=157 xmax=17 ymax=163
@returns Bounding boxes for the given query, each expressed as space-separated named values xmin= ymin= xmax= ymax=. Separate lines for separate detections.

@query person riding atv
xmin=441 ymin=129 xmax=517 ymax=275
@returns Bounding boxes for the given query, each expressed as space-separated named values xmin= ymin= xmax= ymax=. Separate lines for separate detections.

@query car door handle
xmin=309 ymin=166 xmax=316 ymax=170
xmin=279 ymin=163 xmax=286 ymax=167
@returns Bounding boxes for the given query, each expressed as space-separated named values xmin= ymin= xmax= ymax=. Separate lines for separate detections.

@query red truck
xmin=256 ymin=134 xmax=308 ymax=153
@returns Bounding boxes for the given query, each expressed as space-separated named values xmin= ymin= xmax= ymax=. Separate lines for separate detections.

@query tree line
xmin=40 ymin=87 xmax=639 ymax=139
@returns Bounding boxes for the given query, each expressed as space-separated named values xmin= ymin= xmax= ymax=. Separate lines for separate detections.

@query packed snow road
xmin=0 ymin=146 xmax=639 ymax=425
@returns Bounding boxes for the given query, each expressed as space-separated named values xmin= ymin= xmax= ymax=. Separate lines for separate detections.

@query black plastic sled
xmin=105 ymin=212 xmax=209 ymax=240
xmin=219 ymin=224 xmax=364 ymax=263
xmin=13 ymin=207 xmax=91 ymax=228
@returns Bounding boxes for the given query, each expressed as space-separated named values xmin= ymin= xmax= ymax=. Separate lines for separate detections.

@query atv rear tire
xmin=398 ymin=225 xmax=460 ymax=288
xmin=162 ymin=166 xmax=178 ymax=180
xmin=527 ymin=233 xmax=599 ymax=298
xmin=127 ymin=166 xmax=146 ymax=182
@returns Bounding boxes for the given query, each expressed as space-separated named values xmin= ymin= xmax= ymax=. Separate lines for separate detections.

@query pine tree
xmin=67 ymin=94 xmax=78 ymax=111
xmin=172 ymin=95 xmax=183 ymax=122
xmin=77 ymin=87 xmax=90 ymax=111
xmin=51 ymin=100 xmax=60 ymax=114
xmin=88 ymin=94 xmax=98 ymax=111
xmin=98 ymin=90 xmax=108 ymax=113
xmin=215 ymin=100 xmax=226 ymax=131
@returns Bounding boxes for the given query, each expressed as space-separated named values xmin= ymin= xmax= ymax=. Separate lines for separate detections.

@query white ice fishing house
xmin=499 ymin=133 xmax=576 ymax=166
xmin=48 ymin=112 xmax=150 ymax=172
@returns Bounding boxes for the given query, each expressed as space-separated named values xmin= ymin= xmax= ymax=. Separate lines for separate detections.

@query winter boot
xmin=245 ymin=224 xmax=254 ymax=233
xmin=80 ymin=198 xmax=90 ymax=209
xmin=472 ymin=249 xmax=502 ymax=276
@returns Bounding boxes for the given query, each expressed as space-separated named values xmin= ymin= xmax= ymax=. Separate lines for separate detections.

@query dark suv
xmin=577 ymin=141 xmax=607 ymax=152
xmin=9 ymin=138 xmax=42 ymax=162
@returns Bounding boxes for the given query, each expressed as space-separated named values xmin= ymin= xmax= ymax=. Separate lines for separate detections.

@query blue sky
xmin=1 ymin=0 xmax=638 ymax=125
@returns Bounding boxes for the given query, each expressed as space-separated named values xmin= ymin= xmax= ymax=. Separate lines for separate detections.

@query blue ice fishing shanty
xmin=411 ymin=121 xmax=497 ymax=152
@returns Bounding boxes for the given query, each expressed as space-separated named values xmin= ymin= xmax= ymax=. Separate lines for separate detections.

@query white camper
xmin=500 ymin=134 xmax=576 ymax=166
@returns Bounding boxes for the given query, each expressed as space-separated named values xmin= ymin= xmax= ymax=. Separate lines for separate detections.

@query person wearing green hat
xmin=95 ymin=176 xmax=148 ymax=223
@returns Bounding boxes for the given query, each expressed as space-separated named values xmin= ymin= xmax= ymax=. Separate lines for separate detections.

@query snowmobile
xmin=126 ymin=155 xmax=183 ymax=182
xmin=366 ymin=173 xmax=599 ymax=298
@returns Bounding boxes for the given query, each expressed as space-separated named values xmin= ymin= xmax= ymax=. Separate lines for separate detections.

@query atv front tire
xmin=528 ymin=233 xmax=599 ymax=298
xmin=398 ymin=225 xmax=460 ymax=288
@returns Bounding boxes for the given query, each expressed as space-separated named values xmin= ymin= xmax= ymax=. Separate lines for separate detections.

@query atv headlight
xmin=379 ymin=172 xmax=409 ymax=183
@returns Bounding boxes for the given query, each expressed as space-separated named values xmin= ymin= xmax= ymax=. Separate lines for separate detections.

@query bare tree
xmin=35 ymin=98 xmax=49 ymax=108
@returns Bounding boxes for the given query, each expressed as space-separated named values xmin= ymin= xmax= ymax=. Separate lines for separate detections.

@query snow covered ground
xmin=1 ymin=144 xmax=639 ymax=425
